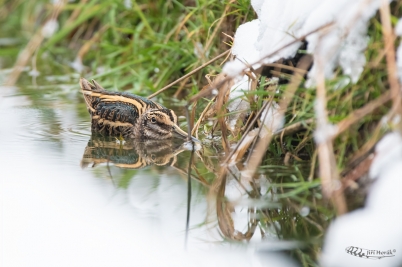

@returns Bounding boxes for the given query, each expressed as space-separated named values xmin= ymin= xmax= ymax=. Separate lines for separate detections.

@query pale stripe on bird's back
xmin=82 ymin=89 xmax=164 ymax=116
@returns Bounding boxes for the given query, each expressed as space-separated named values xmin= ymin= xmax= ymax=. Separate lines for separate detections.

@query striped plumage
xmin=80 ymin=78 xmax=197 ymax=141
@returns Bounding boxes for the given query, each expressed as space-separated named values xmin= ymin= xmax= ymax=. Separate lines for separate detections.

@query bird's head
xmin=136 ymin=109 xmax=199 ymax=142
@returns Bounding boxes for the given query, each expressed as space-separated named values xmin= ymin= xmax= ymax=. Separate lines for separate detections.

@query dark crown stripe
xmin=158 ymin=109 xmax=175 ymax=122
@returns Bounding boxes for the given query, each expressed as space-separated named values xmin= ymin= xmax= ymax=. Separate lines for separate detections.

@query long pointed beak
xmin=172 ymin=125 xmax=201 ymax=143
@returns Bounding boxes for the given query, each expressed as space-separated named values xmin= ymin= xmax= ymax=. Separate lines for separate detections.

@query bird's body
xmin=80 ymin=78 xmax=196 ymax=141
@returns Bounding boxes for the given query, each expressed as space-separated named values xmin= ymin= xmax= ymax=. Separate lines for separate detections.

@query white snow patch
xmin=257 ymin=0 xmax=321 ymax=64
xmin=96 ymin=66 xmax=105 ymax=74
xmin=314 ymin=124 xmax=338 ymax=144
xmin=194 ymin=42 xmax=209 ymax=58
xmin=260 ymin=101 xmax=284 ymax=135
xmin=28 ymin=69 xmax=40 ymax=77
xmin=124 ymin=0 xmax=132 ymax=9
xmin=222 ymin=59 xmax=246 ymax=78
xmin=225 ymin=0 xmax=386 ymax=87
xmin=299 ymin=206 xmax=310 ymax=217
xmin=70 ymin=56 xmax=84 ymax=73
xmin=251 ymin=0 xmax=264 ymax=17
xmin=231 ymin=20 xmax=261 ymax=65
xmin=397 ymin=18 xmax=402 ymax=82
xmin=369 ymin=132 xmax=402 ymax=179
xmin=395 ymin=18 xmax=402 ymax=36
xmin=313 ymin=97 xmax=339 ymax=143
xmin=227 ymin=75 xmax=252 ymax=131
xmin=42 ymin=19 xmax=59 ymax=38
xmin=181 ymin=140 xmax=202 ymax=151
xmin=50 ymin=0 xmax=63 ymax=4
xmin=303 ymin=0 xmax=386 ymax=86
xmin=338 ymin=28 xmax=368 ymax=83
xmin=223 ymin=20 xmax=260 ymax=78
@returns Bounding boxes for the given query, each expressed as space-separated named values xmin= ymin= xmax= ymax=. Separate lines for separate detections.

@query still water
xmin=0 ymin=74 xmax=324 ymax=267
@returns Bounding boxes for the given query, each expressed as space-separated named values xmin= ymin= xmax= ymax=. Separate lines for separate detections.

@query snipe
xmin=80 ymin=78 xmax=198 ymax=141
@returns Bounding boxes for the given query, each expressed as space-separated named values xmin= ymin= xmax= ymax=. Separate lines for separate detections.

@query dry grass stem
xmin=263 ymin=63 xmax=308 ymax=75
xmin=216 ymin=80 xmax=231 ymax=153
xmin=172 ymin=78 xmax=190 ymax=98
xmin=333 ymin=90 xmax=391 ymax=139
xmin=274 ymin=118 xmax=314 ymax=139
xmin=191 ymin=96 xmax=216 ymax=137
xmin=315 ymin=57 xmax=347 ymax=215
xmin=349 ymin=120 xmax=384 ymax=163
xmin=380 ymin=0 xmax=402 ymax=114
xmin=341 ymin=153 xmax=374 ymax=191
xmin=308 ymin=150 xmax=318 ymax=181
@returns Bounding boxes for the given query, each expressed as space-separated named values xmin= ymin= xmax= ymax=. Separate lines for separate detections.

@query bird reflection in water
xmin=80 ymin=134 xmax=322 ymax=253
xmin=81 ymin=134 xmax=193 ymax=170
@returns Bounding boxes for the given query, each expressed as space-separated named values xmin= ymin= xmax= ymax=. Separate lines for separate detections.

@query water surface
xmin=0 ymin=74 xmax=327 ymax=266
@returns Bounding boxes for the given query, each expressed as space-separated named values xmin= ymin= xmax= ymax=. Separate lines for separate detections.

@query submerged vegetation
xmin=2 ymin=0 xmax=402 ymax=266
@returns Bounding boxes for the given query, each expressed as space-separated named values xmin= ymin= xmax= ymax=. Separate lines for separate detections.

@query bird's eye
xmin=151 ymin=117 xmax=157 ymax=123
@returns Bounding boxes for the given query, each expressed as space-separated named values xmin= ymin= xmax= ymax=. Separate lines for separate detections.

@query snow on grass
xmin=220 ymin=1 xmax=400 ymax=265
xmin=224 ymin=0 xmax=385 ymax=84
xmin=222 ymin=0 xmax=385 ymax=148
xmin=255 ymin=0 xmax=321 ymax=65
xmin=303 ymin=0 xmax=383 ymax=86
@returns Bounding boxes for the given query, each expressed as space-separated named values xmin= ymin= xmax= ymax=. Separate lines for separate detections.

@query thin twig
xmin=191 ymin=96 xmax=216 ymax=137
xmin=274 ymin=118 xmax=314 ymax=139
xmin=216 ymin=80 xmax=231 ymax=153
xmin=341 ymin=153 xmax=374 ymax=191
xmin=263 ymin=63 xmax=309 ymax=75
xmin=333 ymin=90 xmax=391 ymax=139
xmin=380 ymin=0 xmax=401 ymax=114
xmin=315 ymin=55 xmax=347 ymax=215
xmin=244 ymin=97 xmax=274 ymax=165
